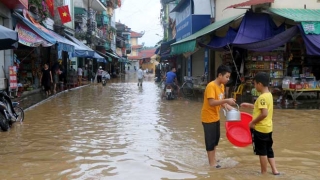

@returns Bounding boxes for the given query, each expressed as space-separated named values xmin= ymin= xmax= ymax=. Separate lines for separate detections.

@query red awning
xmin=225 ymin=0 xmax=274 ymax=9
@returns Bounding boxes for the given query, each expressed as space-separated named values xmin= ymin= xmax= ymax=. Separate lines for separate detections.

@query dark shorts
xmin=202 ymin=121 xmax=220 ymax=151
xmin=251 ymin=129 xmax=274 ymax=158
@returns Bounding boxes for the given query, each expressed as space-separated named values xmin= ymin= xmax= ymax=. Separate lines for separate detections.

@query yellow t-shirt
xmin=201 ymin=81 xmax=224 ymax=123
xmin=252 ymin=92 xmax=273 ymax=133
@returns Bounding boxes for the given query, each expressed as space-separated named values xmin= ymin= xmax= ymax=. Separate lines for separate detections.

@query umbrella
xmin=0 ymin=25 xmax=18 ymax=50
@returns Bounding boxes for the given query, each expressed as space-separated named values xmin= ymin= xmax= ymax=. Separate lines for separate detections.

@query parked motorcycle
xmin=0 ymin=91 xmax=23 ymax=131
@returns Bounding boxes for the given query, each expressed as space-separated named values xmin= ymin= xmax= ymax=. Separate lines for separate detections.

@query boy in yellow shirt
xmin=201 ymin=65 xmax=236 ymax=168
xmin=241 ymin=72 xmax=280 ymax=175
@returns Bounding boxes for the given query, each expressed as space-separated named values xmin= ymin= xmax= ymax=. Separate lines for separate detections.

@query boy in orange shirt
xmin=201 ymin=65 xmax=236 ymax=168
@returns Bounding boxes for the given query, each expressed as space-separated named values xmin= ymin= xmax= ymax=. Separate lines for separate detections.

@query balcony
xmin=96 ymin=12 xmax=109 ymax=27
xmin=104 ymin=42 xmax=110 ymax=50
xmin=74 ymin=7 xmax=87 ymax=23
xmin=116 ymin=40 xmax=124 ymax=48
xmin=126 ymin=44 xmax=132 ymax=54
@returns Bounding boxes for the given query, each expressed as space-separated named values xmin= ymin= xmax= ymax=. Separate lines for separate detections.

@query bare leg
xmin=268 ymin=158 xmax=279 ymax=175
xmin=207 ymin=146 xmax=218 ymax=167
xmin=259 ymin=156 xmax=268 ymax=174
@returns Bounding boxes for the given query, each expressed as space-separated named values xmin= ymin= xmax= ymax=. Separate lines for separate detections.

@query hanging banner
xmin=301 ymin=22 xmax=320 ymax=35
xmin=15 ymin=23 xmax=53 ymax=47
xmin=9 ymin=66 xmax=17 ymax=89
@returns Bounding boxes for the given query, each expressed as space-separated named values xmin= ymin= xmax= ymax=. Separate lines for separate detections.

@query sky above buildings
xmin=115 ymin=0 xmax=163 ymax=47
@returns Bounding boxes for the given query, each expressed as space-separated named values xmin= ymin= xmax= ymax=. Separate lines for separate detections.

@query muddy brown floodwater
xmin=0 ymin=73 xmax=319 ymax=180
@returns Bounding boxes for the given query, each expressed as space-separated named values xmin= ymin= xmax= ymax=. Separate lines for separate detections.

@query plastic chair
xmin=232 ymin=83 xmax=245 ymax=101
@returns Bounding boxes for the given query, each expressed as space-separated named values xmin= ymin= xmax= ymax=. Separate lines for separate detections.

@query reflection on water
xmin=0 ymin=73 xmax=319 ymax=179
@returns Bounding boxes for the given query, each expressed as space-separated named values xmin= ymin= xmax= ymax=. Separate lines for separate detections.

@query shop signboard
xmin=9 ymin=66 xmax=17 ymax=89
xmin=175 ymin=0 xmax=192 ymax=25
xmin=15 ymin=23 xmax=53 ymax=47
xmin=176 ymin=15 xmax=211 ymax=41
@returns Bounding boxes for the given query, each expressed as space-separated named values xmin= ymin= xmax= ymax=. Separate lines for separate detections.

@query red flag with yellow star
xmin=46 ymin=0 xmax=54 ymax=17
xmin=57 ymin=5 xmax=71 ymax=24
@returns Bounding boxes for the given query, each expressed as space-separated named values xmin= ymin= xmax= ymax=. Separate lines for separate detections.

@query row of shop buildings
xmin=0 ymin=0 xmax=142 ymax=95
xmin=157 ymin=0 xmax=320 ymax=97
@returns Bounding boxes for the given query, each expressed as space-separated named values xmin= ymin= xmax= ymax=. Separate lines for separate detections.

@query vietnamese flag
xmin=57 ymin=5 xmax=72 ymax=24
xmin=46 ymin=0 xmax=54 ymax=17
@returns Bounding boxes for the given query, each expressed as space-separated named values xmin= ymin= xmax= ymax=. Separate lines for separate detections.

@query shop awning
xmin=45 ymin=30 xmax=76 ymax=55
xmin=106 ymin=51 xmax=120 ymax=59
xmin=14 ymin=12 xmax=56 ymax=44
xmin=160 ymin=38 xmax=176 ymax=56
xmin=15 ymin=22 xmax=53 ymax=47
xmin=268 ymin=8 xmax=320 ymax=22
xmin=95 ymin=51 xmax=112 ymax=62
xmin=225 ymin=0 xmax=274 ymax=9
xmin=66 ymin=34 xmax=95 ymax=57
xmin=0 ymin=25 xmax=18 ymax=50
xmin=170 ymin=14 xmax=244 ymax=55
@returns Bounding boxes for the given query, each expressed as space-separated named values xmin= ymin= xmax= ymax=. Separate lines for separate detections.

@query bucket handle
xmin=223 ymin=103 xmax=239 ymax=117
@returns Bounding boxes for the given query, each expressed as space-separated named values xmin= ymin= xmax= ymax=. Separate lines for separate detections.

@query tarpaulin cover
xmin=233 ymin=11 xmax=285 ymax=45
xmin=200 ymin=27 xmax=238 ymax=50
xmin=299 ymin=24 xmax=320 ymax=56
xmin=234 ymin=25 xmax=299 ymax=51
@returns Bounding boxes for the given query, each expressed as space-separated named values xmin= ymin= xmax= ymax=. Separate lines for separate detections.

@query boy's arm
xmin=240 ymin=103 xmax=254 ymax=109
xmin=250 ymin=108 xmax=268 ymax=127
xmin=208 ymin=98 xmax=235 ymax=107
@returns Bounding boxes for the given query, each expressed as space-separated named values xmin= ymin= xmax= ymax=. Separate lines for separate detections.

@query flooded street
xmin=0 ymin=73 xmax=319 ymax=180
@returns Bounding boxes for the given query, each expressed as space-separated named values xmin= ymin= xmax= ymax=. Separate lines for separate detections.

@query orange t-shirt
xmin=201 ymin=81 xmax=225 ymax=123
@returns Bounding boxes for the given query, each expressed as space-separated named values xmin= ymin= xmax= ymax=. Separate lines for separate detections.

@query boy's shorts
xmin=202 ymin=121 xmax=220 ymax=151
xmin=251 ymin=129 xmax=274 ymax=158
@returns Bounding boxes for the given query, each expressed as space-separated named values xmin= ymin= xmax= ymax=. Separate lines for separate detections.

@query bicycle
xmin=13 ymin=102 xmax=24 ymax=122
xmin=181 ymin=73 xmax=208 ymax=98
xmin=181 ymin=76 xmax=195 ymax=97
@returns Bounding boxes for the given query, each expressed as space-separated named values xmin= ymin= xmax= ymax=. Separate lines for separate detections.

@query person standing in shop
xmin=77 ymin=66 xmax=83 ymax=86
xmin=40 ymin=63 xmax=53 ymax=97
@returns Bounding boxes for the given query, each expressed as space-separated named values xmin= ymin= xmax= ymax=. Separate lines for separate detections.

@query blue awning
xmin=14 ymin=12 xmax=75 ymax=58
xmin=66 ymin=34 xmax=95 ymax=57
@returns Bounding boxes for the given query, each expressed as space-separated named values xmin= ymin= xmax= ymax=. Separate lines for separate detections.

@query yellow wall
xmin=131 ymin=38 xmax=138 ymax=46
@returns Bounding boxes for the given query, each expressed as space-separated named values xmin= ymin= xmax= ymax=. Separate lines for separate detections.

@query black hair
xmin=253 ymin=72 xmax=269 ymax=87
xmin=216 ymin=65 xmax=232 ymax=77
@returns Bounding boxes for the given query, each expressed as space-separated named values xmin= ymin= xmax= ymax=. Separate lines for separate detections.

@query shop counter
xmin=282 ymin=88 xmax=320 ymax=103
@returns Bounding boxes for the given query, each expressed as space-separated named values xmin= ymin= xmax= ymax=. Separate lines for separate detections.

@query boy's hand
xmin=241 ymin=103 xmax=252 ymax=108
xmin=249 ymin=121 xmax=255 ymax=129
xmin=225 ymin=98 xmax=236 ymax=105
